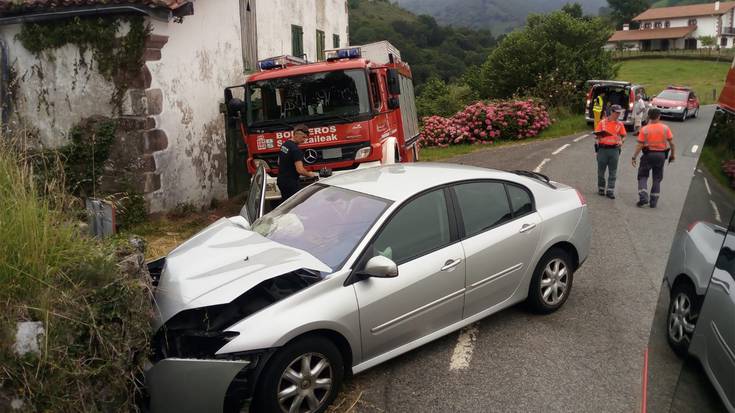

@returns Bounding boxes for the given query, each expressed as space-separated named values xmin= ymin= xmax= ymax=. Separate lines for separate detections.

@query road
xmin=336 ymin=106 xmax=717 ymax=413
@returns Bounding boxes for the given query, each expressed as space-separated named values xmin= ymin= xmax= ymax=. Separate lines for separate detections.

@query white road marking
xmin=573 ymin=134 xmax=590 ymax=142
xmin=552 ymin=144 xmax=571 ymax=155
xmin=449 ymin=324 xmax=479 ymax=371
xmin=710 ymin=200 xmax=722 ymax=223
xmin=691 ymin=144 xmax=699 ymax=153
xmin=534 ymin=158 xmax=551 ymax=173
xmin=704 ymin=177 xmax=712 ymax=196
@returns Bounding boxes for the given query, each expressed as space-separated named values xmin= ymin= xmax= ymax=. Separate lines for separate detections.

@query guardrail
xmin=611 ymin=49 xmax=735 ymax=62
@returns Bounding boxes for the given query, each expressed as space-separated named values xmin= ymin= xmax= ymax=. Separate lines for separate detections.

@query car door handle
xmin=441 ymin=258 xmax=462 ymax=271
xmin=519 ymin=223 xmax=537 ymax=233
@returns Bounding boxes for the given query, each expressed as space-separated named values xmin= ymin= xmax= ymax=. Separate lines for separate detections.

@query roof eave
xmin=0 ymin=2 xmax=193 ymax=26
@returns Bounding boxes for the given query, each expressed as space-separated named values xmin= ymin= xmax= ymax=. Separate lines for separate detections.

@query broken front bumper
xmin=145 ymin=358 xmax=250 ymax=413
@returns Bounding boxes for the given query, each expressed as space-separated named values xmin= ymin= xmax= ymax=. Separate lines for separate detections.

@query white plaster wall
xmin=147 ymin=0 xmax=245 ymax=212
xmin=0 ymin=24 xmax=118 ymax=147
xmin=256 ymin=0 xmax=349 ymax=61
xmin=692 ymin=16 xmax=719 ymax=39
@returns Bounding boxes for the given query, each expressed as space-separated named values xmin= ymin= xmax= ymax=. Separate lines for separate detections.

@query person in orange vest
xmin=595 ymin=104 xmax=627 ymax=199
xmin=631 ymin=108 xmax=676 ymax=208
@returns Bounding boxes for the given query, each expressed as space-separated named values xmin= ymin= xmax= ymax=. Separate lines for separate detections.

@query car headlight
xmin=675 ymin=106 xmax=683 ymax=110
xmin=355 ymin=147 xmax=371 ymax=160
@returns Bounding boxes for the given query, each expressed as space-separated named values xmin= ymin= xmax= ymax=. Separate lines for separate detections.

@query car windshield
xmin=250 ymin=184 xmax=391 ymax=271
xmin=657 ymin=90 xmax=688 ymax=101
xmin=246 ymin=69 xmax=371 ymax=127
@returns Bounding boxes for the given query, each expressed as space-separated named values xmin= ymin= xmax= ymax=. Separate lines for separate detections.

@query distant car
xmin=664 ymin=220 xmax=735 ymax=412
xmin=651 ymin=86 xmax=700 ymax=122
xmin=145 ymin=163 xmax=591 ymax=413
xmin=585 ymin=80 xmax=649 ymax=129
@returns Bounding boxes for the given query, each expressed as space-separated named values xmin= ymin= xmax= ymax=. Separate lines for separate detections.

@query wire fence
xmin=611 ymin=49 xmax=735 ymax=62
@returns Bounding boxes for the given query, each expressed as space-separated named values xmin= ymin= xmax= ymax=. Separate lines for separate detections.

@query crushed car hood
xmin=152 ymin=217 xmax=331 ymax=330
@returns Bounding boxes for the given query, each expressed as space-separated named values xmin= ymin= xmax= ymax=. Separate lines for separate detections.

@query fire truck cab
xmin=224 ymin=41 xmax=419 ymax=200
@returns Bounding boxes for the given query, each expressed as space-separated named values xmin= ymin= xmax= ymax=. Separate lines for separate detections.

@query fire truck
xmin=223 ymin=41 xmax=419 ymax=201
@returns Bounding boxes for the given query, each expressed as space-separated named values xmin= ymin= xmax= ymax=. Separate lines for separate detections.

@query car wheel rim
xmin=540 ymin=258 xmax=568 ymax=306
xmin=278 ymin=352 xmax=332 ymax=413
xmin=668 ymin=292 xmax=697 ymax=345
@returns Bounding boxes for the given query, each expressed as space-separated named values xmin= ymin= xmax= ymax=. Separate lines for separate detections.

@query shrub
xmin=416 ymin=77 xmax=479 ymax=119
xmin=419 ymin=99 xmax=551 ymax=147
xmin=0 ymin=139 xmax=152 ymax=411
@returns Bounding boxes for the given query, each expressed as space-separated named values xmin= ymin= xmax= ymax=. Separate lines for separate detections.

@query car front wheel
xmin=527 ymin=248 xmax=574 ymax=314
xmin=667 ymin=282 xmax=699 ymax=357
xmin=253 ymin=336 xmax=344 ymax=413
xmin=681 ymin=109 xmax=688 ymax=122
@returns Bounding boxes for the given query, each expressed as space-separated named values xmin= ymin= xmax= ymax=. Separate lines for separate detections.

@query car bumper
xmin=656 ymin=107 xmax=686 ymax=118
xmin=145 ymin=358 xmax=251 ymax=413
xmin=264 ymin=160 xmax=382 ymax=199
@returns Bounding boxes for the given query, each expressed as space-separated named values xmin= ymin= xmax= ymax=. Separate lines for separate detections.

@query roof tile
xmin=633 ymin=1 xmax=735 ymax=21
xmin=608 ymin=26 xmax=697 ymax=42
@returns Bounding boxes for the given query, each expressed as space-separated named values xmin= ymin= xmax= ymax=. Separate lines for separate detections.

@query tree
xmin=607 ymin=0 xmax=650 ymax=29
xmin=699 ymin=35 xmax=716 ymax=49
xmin=416 ymin=77 xmax=478 ymax=118
xmin=561 ymin=3 xmax=584 ymax=19
xmin=477 ymin=11 xmax=616 ymax=104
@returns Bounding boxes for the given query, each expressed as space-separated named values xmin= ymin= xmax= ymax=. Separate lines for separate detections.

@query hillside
xmin=349 ymin=0 xmax=495 ymax=86
xmin=394 ymin=0 xmax=607 ymax=33
xmin=651 ymin=0 xmax=716 ymax=6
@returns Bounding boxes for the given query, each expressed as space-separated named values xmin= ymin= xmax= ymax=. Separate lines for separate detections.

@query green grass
xmin=616 ymin=59 xmax=731 ymax=105
xmin=419 ymin=112 xmax=587 ymax=162
xmin=699 ymin=145 xmax=731 ymax=189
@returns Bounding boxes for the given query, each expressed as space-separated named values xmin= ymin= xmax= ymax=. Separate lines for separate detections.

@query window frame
xmin=448 ymin=179 xmax=536 ymax=240
xmin=346 ymin=185 xmax=461 ymax=285
xmin=316 ymin=29 xmax=326 ymax=61
xmin=291 ymin=24 xmax=304 ymax=58
xmin=333 ymin=34 xmax=340 ymax=49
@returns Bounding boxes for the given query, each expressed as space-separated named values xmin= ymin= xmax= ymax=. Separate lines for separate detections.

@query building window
xmin=333 ymin=34 xmax=340 ymax=49
xmin=239 ymin=0 xmax=258 ymax=71
xmin=316 ymin=30 xmax=326 ymax=61
xmin=292 ymin=25 xmax=304 ymax=58
xmin=722 ymin=37 xmax=729 ymax=47
xmin=644 ymin=22 xmax=652 ymax=29
xmin=654 ymin=21 xmax=662 ymax=28
xmin=665 ymin=20 xmax=670 ymax=28
xmin=688 ymin=18 xmax=697 ymax=26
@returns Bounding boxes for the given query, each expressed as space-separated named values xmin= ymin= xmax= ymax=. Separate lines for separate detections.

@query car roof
xmin=322 ymin=163 xmax=528 ymax=202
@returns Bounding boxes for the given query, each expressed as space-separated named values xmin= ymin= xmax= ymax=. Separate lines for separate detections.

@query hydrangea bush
xmin=419 ymin=99 xmax=551 ymax=147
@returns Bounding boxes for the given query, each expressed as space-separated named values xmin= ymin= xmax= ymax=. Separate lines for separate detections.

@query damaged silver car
xmin=145 ymin=163 xmax=591 ymax=413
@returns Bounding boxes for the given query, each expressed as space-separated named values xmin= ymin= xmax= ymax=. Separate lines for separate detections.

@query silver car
xmin=145 ymin=163 xmax=591 ymax=413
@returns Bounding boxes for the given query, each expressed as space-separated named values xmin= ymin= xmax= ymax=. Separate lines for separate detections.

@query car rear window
xmin=453 ymin=182 xmax=513 ymax=237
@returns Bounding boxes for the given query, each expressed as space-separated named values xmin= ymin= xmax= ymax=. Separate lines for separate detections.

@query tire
xmin=252 ymin=335 xmax=344 ymax=413
xmin=526 ymin=248 xmax=574 ymax=314
xmin=666 ymin=281 xmax=700 ymax=358
xmin=692 ymin=108 xmax=699 ymax=118
xmin=681 ymin=109 xmax=688 ymax=122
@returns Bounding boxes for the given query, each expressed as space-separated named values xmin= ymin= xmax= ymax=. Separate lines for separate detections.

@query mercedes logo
xmin=304 ymin=149 xmax=318 ymax=164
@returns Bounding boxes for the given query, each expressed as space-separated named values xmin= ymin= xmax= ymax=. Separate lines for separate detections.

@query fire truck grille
xmin=254 ymin=141 xmax=370 ymax=170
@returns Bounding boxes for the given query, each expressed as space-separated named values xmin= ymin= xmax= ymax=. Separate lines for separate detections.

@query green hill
xmin=651 ymin=0 xmax=718 ymax=6
xmin=348 ymin=0 xmax=496 ymax=87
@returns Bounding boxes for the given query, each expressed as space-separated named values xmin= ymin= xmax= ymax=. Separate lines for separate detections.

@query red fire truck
xmin=224 ymin=41 xmax=419 ymax=200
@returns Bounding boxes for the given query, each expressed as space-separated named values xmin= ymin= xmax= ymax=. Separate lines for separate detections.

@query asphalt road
xmin=337 ymin=106 xmax=718 ymax=413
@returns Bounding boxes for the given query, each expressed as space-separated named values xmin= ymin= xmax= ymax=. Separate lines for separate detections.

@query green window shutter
xmin=291 ymin=25 xmax=303 ymax=58
xmin=317 ymin=30 xmax=325 ymax=61
xmin=333 ymin=34 xmax=340 ymax=49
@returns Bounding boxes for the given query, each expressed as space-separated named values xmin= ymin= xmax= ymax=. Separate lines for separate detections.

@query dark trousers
xmin=597 ymin=147 xmax=620 ymax=194
xmin=637 ymin=152 xmax=666 ymax=206
xmin=277 ymin=178 xmax=300 ymax=201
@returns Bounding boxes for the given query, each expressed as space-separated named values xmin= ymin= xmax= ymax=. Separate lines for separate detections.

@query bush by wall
xmin=419 ymin=99 xmax=551 ymax=147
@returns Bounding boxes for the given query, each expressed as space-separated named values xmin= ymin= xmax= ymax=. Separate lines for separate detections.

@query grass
xmin=699 ymin=145 xmax=731 ymax=189
xmin=616 ymin=58 xmax=731 ymax=105
xmin=419 ymin=110 xmax=588 ymax=162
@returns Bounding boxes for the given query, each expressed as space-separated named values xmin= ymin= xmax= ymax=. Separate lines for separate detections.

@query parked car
xmin=144 ymin=163 xmax=591 ymax=413
xmin=651 ymin=86 xmax=700 ymax=122
xmin=585 ymin=80 xmax=649 ymax=129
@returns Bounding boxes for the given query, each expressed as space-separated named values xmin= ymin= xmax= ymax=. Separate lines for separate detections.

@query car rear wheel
xmin=667 ymin=282 xmax=699 ymax=357
xmin=252 ymin=336 xmax=344 ymax=413
xmin=692 ymin=108 xmax=699 ymax=118
xmin=526 ymin=248 xmax=574 ymax=314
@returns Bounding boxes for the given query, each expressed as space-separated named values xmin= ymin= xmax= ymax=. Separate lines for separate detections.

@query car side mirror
xmin=358 ymin=256 xmax=398 ymax=279
xmin=388 ymin=97 xmax=400 ymax=110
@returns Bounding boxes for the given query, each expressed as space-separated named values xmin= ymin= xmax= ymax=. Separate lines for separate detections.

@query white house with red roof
xmin=607 ymin=1 xmax=735 ymax=50
xmin=0 ymin=0 xmax=349 ymax=213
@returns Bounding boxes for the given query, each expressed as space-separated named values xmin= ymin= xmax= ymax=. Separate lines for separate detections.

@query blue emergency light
xmin=259 ymin=59 xmax=279 ymax=70
xmin=337 ymin=48 xmax=361 ymax=59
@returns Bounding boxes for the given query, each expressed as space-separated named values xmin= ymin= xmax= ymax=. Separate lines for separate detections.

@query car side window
xmin=506 ymin=184 xmax=534 ymax=217
xmin=371 ymin=189 xmax=451 ymax=264
xmin=453 ymin=181 xmax=512 ymax=237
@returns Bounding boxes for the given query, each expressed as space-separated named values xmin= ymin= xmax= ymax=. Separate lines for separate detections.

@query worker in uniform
xmin=595 ymin=104 xmax=627 ymax=199
xmin=278 ymin=124 xmax=317 ymax=201
xmin=593 ymin=92 xmax=605 ymax=130
xmin=632 ymin=108 xmax=675 ymax=208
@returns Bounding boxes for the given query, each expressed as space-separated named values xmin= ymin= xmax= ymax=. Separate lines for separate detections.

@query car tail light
xmin=586 ymin=88 xmax=592 ymax=108
xmin=629 ymin=90 xmax=635 ymax=111
xmin=576 ymin=189 xmax=586 ymax=206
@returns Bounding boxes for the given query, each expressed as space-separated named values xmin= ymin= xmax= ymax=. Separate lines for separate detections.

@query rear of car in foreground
xmin=144 ymin=163 xmax=590 ymax=413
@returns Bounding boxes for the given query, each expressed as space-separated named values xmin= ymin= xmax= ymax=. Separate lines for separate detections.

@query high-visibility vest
xmin=638 ymin=123 xmax=673 ymax=151
xmin=593 ymin=95 xmax=604 ymax=112
xmin=596 ymin=119 xmax=625 ymax=146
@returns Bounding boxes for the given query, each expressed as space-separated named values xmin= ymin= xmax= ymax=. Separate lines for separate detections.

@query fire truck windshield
xmin=246 ymin=69 xmax=371 ymax=127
